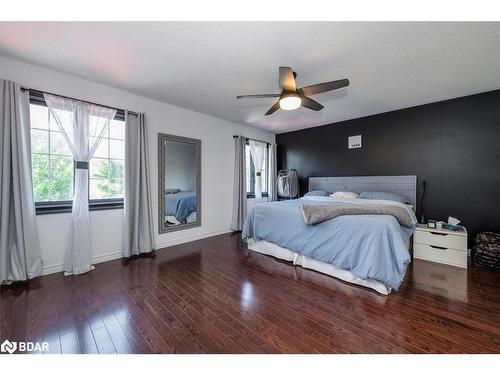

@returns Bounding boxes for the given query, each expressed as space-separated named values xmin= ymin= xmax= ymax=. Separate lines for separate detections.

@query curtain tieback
xmin=74 ymin=161 xmax=89 ymax=170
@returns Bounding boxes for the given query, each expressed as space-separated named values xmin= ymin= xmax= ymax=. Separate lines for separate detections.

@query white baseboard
xmin=41 ymin=228 xmax=232 ymax=276
xmin=42 ymin=250 xmax=122 ymax=276
xmin=154 ymin=228 xmax=232 ymax=250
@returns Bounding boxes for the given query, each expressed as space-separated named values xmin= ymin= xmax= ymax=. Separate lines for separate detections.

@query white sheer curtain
xmin=249 ymin=140 xmax=267 ymax=199
xmin=44 ymin=94 xmax=116 ymax=275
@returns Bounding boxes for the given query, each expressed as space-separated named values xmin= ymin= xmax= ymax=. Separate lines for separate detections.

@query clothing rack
xmin=20 ymin=86 xmax=139 ymax=116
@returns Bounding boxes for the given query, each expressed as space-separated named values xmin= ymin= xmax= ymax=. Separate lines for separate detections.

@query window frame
xmin=245 ymin=141 xmax=269 ymax=199
xmin=29 ymin=91 xmax=125 ymax=215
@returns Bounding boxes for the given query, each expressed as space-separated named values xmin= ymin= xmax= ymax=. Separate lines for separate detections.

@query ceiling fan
xmin=236 ymin=66 xmax=349 ymax=115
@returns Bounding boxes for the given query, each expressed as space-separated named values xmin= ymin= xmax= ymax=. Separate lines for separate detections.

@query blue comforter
xmin=165 ymin=191 xmax=197 ymax=222
xmin=242 ymin=198 xmax=415 ymax=290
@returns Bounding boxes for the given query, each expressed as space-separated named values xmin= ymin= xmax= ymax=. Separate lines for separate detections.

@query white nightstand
xmin=413 ymin=224 xmax=468 ymax=268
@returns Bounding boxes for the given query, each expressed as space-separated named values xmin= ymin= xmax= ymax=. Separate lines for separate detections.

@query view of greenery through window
xmin=30 ymin=104 xmax=125 ymax=202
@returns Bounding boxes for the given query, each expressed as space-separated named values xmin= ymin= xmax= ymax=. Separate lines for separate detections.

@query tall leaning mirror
xmin=158 ymin=133 xmax=201 ymax=233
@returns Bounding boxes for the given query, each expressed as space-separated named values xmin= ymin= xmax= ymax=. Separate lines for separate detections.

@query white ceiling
xmin=0 ymin=22 xmax=498 ymax=133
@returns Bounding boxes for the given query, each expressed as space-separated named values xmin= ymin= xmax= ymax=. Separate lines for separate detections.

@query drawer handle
xmin=430 ymin=232 xmax=448 ymax=236
xmin=430 ymin=245 xmax=447 ymax=250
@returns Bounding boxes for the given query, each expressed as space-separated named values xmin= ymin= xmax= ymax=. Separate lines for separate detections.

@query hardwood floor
xmin=1 ymin=233 xmax=499 ymax=354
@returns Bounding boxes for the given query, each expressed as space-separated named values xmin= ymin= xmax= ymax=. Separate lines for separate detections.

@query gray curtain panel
xmin=0 ymin=79 xmax=42 ymax=284
xmin=122 ymin=111 xmax=155 ymax=257
xmin=230 ymin=136 xmax=247 ymax=231
xmin=268 ymin=143 xmax=278 ymax=202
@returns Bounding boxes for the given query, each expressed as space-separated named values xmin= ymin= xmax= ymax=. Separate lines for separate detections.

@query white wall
xmin=0 ymin=55 xmax=275 ymax=275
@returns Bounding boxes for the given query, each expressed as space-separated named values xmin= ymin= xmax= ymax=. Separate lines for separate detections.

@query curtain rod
xmin=20 ymin=87 xmax=139 ymax=116
xmin=233 ymin=135 xmax=272 ymax=145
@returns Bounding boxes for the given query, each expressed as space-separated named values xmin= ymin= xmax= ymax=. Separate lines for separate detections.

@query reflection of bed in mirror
xmin=165 ymin=191 xmax=197 ymax=224
xmin=158 ymin=133 xmax=201 ymax=233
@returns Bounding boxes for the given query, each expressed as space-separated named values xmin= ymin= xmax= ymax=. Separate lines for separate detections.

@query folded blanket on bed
xmin=300 ymin=204 xmax=416 ymax=228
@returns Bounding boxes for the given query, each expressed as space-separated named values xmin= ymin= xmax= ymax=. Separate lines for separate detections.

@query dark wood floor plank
xmin=111 ymin=307 xmax=153 ymax=354
xmin=143 ymin=254 xmax=306 ymax=352
xmin=197 ymin=238 xmax=500 ymax=353
xmin=135 ymin=287 xmax=209 ymax=353
xmin=173 ymin=247 xmax=418 ymax=351
xmin=68 ymin=278 xmax=99 ymax=354
xmin=25 ymin=288 xmax=47 ymax=354
xmin=153 ymin=254 xmax=322 ymax=353
xmin=123 ymin=275 xmax=224 ymax=354
xmin=69 ymin=276 xmax=117 ymax=354
xmin=136 ymin=273 xmax=248 ymax=354
xmin=201 ymin=249 xmax=466 ymax=352
xmin=143 ymin=269 xmax=284 ymax=353
xmin=2 ymin=233 xmax=500 ymax=354
xmin=101 ymin=312 xmax=135 ymax=354
xmin=8 ymin=289 xmax=29 ymax=350
xmin=151 ymin=266 xmax=282 ymax=353
xmin=161 ymin=256 xmax=367 ymax=353
xmin=111 ymin=262 xmax=222 ymax=354
xmin=164 ymin=251 xmax=409 ymax=353
xmin=41 ymin=282 xmax=62 ymax=355
xmin=109 ymin=291 xmax=172 ymax=354
xmin=99 ymin=270 xmax=177 ymax=354
xmin=76 ymin=268 xmax=150 ymax=354
xmin=149 ymin=267 xmax=297 ymax=353
xmin=124 ymin=283 xmax=195 ymax=354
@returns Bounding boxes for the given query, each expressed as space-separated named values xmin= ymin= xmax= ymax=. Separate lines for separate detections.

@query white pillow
xmin=330 ymin=191 xmax=359 ymax=199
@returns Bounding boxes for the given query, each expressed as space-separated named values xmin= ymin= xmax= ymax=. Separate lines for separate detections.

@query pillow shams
xmin=359 ymin=191 xmax=410 ymax=204
xmin=330 ymin=191 xmax=359 ymax=199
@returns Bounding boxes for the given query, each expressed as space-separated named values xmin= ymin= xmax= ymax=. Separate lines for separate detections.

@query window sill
xmin=35 ymin=199 xmax=124 ymax=215
xmin=246 ymin=193 xmax=269 ymax=199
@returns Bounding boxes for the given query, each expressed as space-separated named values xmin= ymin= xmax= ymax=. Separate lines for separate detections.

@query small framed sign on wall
xmin=348 ymin=135 xmax=362 ymax=149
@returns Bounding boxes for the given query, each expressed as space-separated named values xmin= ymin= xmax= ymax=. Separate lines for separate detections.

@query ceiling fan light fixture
xmin=279 ymin=94 xmax=301 ymax=111
xmin=236 ymin=66 xmax=349 ymax=115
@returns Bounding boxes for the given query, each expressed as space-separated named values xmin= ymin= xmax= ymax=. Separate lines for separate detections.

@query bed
xmin=164 ymin=191 xmax=197 ymax=224
xmin=242 ymin=175 xmax=417 ymax=295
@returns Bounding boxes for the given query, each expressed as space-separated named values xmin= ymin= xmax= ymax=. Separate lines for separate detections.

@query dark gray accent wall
xmin=276 ymin=90 xmax=500 ymax=243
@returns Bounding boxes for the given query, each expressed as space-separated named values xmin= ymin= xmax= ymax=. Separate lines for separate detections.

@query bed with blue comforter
xmin=242 ymin=196 xmax=416 ymax=291
xmin=165 ymin=191 xmax=197 ymax=223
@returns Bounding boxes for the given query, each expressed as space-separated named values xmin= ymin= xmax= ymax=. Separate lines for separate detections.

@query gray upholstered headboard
xmin=308 ymin=175 xmax=417 ymax=208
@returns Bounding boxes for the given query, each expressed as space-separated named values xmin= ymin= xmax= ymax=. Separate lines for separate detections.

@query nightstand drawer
xmin=414 ymin=243 xmax=467 ymax=268
xmin=414 ymin=230 xmax=467 ymax=250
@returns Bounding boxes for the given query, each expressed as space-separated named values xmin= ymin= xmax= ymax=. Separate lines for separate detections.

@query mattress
xmin=247 ymin=238 xmax=392 ymax=295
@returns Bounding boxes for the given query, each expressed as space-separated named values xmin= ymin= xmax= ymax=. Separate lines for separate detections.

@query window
xmin=30 ymin=104 xmax=74 ymax=202
xmin=89 ymin=118 xmax=125 ymax=200
xmin=29 ymin=96 xmax=125 ymax=214
xmin=245 ymin=142 xmax=269 ymax=198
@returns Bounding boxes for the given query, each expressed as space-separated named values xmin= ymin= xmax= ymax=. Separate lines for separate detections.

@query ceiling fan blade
xmin=279 ymin=66 xmax=296 ymax=91
xmin=299 ymin=78 xmax=349 ymax=96
xmin=265 ymin=101 xmax=281 ymax=116
xmin=236 ymin=94 xmax=280 ymax=99
xmin=300 ymin=96 xmax=324 ymax=111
